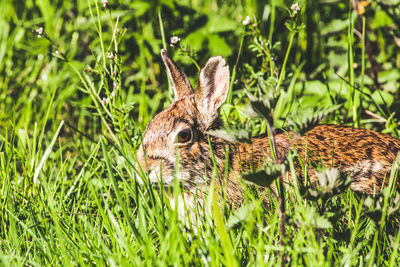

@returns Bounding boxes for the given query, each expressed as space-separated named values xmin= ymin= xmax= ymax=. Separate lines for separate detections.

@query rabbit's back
xmin=294 ymin=124 xmax=400 ymax=193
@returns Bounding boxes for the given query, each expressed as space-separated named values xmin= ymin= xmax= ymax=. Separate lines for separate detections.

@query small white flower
xmin=55 ymin=50 xmax=61 ymax=56
xmin=242 ymin=16 xmax=251 ymax=26
xmin=111 ymin=90 xmax=116 ymax=98
xmin=36 ymin=27 xmax=44 ymax=37
xmin=170 ymin=36 xmax=181 ymax=48
xmin=113 ymin=82 xmax=119 ymax=90
xmin=106 ymin=52 xmax=114 ymax=59
xmin=101 ymin=0 xmax=108 ymax=7
xmin=291 ymin=3 xmax=300 ymax=14
xmin=102 ymin=97 xmax=109 ymax=105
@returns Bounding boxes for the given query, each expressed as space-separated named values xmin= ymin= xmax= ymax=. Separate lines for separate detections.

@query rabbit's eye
xmin=177 ymin=128 xmax=192 ymax=143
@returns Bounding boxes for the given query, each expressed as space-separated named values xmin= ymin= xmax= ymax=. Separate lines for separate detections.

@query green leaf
xmin=286 ymin=104 xmax=341 ymax=135
xmin=243 ymin=77 xmax=278 ymax=122
xmin=371 ymin=10 xmax=394 ymax=29
xmin=304 ymin=206 xmax=333 ymax=229
xmin=131 ymin=1 xmax=153 ymax=17
xmin=184 ymin=29 xmax=206 ymax=51
xmin=208 ymin=34 xmax=232 ymax=57
xmin=313 ymin=214 xmax=333 ymax=229
xmin=371 ymin=90 xmax=393 ymax=106
xmin=258 ymin=76 xmax=277 ymax=95
xmin=364 ymin=191 xmax=400 ymax=223
xmin=301 ymin=168 xmax=351 ymax=201
xmin=206 ymin=14 xmax=238 ymax=33
xmin=226 ymin=203 xmax=257 ymax=230
xmin=207 ymin=128 xmax=252 ymax=144
xmin=244 ymin=93 xmax=273 ymax=121
xmin=242 ymin=163 xmax=284 ymax=187
xmin=321 ymin=19 xmax=348 ymax=36
xmin=383 ymin=112 xmax=398 ymax=134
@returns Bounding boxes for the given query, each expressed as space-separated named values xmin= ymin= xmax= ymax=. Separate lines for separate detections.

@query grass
xmin=1 ymin=0 xmax=400 ymax=265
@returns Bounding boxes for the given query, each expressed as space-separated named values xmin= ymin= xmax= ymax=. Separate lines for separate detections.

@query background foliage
xmin=1 ymin=0 xmax=400 ymax=265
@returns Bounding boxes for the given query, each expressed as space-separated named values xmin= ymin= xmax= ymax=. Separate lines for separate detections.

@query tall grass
xmin=1 ymin=0 xmax=400 ymax=265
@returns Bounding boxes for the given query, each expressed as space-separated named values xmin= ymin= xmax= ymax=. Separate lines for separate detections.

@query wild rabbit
xmin=136 ymin=49 xmax=400 ymax=206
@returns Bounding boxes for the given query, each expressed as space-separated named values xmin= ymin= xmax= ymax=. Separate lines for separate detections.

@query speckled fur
xmin=137 ymin=50 xmax=400 ymax=208
xmin=295 ymin=125 xmax=400 ymax=194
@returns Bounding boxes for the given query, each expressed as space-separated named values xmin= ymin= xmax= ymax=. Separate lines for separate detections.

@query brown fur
xmin=137 ymin=50 xmax=400 ymax=207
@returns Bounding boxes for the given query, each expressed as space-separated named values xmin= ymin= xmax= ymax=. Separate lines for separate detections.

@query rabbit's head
xmin=136 ymin=50 xmax=230 ymax=188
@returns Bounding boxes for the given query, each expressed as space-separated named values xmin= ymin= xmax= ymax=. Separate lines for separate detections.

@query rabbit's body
xmin=295 ymin=124 xmax=400 ymax=193
xmin=232 ymin=125 xmax=400 ymax=196
xmin=137 ymin=50 xmax=400 ymax=207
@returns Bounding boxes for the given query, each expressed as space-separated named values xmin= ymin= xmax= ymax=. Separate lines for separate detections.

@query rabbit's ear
xmin=195 ymin=56 xmax=230 ymax=128
xmin=161 ymin=49 xmax=193 ymax=100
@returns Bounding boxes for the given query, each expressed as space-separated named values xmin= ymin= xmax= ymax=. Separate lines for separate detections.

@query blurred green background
xmin=2 ymin=0 xmax=399 ymax=137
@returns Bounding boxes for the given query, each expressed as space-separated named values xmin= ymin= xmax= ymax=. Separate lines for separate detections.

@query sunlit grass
xmin=1 ymin=0 xmax=400 ymax=265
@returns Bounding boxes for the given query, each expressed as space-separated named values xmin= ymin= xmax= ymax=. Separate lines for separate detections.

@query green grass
xmin=1 ymin=0 xmax=400 ymax=265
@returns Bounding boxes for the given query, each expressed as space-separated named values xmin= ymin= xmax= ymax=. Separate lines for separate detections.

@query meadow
xmin=1 ymin=0 xmax=400 ymax=265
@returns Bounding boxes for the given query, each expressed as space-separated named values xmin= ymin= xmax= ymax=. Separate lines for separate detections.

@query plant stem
xmin=227 ymin=29 xmax=245 ymax=104
xmin=267 ymin=121 xmax=286 ymax=264
xmin=276 ymin=31 xmax=296 ymax=90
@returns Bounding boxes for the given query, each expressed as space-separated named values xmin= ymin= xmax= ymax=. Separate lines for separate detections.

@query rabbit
xmin=136 ymin=49 xmax=400 ymax=208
